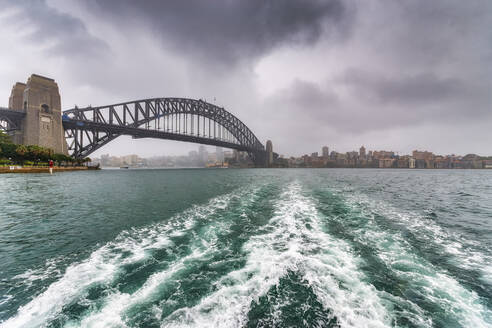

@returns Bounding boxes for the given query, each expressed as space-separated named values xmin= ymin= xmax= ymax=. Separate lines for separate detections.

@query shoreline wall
xmin=0 ymin=167 xmax=91 ymax=174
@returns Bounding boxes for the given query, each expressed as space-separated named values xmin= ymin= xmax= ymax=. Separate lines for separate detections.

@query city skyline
xmin=93 ymin=142 xmax=492 ymax=161
xmin=95 ymin=145 xmax=492 ymax=165
xmin=1 ymin=0 xmax=491 ymax=157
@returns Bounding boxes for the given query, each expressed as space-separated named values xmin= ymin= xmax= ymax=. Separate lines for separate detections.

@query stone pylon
xmin=8 ymin=74 xmax=68 ymax=154
xmin=266 ymin=140 xmax=273 ymax=167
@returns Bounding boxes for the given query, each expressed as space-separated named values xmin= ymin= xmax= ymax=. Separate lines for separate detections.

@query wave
xmin=160 ymin=182 xmax=391 ymax=328
xmin=321 ymin=191 xmax=492 ymax=327
xmin=0 ymin=185 xmax=254 ymax=328
xmin=344 ymin=192 xmax=492 ymax=290
xmin=69 ymin=184 xmax=267 ymax=327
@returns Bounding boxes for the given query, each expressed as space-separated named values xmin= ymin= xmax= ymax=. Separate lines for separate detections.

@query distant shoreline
xmin=0 ymin=166 xmax=97 ymax=174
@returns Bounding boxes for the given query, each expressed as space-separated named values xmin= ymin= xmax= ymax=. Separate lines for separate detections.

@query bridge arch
xmin=62 ymin=98 xmax=266 ymax=165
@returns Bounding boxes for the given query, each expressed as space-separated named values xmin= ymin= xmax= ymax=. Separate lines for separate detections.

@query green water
xmin=0 ymin=169 xmax=491 ymax=327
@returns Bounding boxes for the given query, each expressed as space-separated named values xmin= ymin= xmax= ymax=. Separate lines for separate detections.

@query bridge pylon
xmin=7 ymin=74 xmax=68 ymax=154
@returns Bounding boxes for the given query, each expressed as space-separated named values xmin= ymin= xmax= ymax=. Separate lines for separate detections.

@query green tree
xmin=53 ymin=153 xmax=74 ymax=165
xmin=0 ymin=130 xmax=12 ymax=144
xmin=16 ymin=145 xmax=27 ymax=157
xmin=1 ymin=143 xmax=17 ymax=160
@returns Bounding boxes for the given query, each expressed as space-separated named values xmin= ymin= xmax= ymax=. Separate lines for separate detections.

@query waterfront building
xmin=409 ymin=158 xmax=416 ymax=168
xmin=216 ymin=147 xmax=224 ymax=162
xmin=198 ymin=145 xmax=208 ymax=162
xmin=379 ymin=158 xmax=395 ymax=168
xmin=412 ymin=150 xmax=434 ymax=161
xmin=121 ymin=154 xmax=139 ymax=166
xmin=223 ymin=151 xmax=234 ymax=159
xmin=373 ymin=150 xmax=395 ymax=159
xmin=359 ymin=146 xmax=366 ymax=158
xmin=397 ymin=157 xmax=410 ymax=168
xmin=347 ymin=151 xmax=358 ymax=160
xmin=322 ymin=146 xmax=329 ymax=158
xmin=415 ymin=159 xmax=426 ymax=169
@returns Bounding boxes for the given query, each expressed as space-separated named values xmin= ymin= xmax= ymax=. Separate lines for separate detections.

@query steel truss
xmin=0 ymin=107 xmax=25 ymax=132
xmin=62 ymin=98 xmax=266 ymax=164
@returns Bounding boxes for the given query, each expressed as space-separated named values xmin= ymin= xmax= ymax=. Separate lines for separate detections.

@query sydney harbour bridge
xmin=0 ymin=74 xmax=273 ymax=167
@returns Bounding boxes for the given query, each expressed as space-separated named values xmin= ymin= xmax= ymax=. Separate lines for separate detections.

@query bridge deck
xmin=62 ymin=119 xmax=252 ymax=152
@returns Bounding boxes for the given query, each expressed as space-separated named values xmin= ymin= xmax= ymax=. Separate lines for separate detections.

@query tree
xmin=53 ymin=153 xmax=74 ymax=165
xmin=0 ymin=130 xmax=11 ymax=144
xmin=1 ymin=143 xmax=17 ymax=160
xmin=26 ymin=145 xmax=53 ymax=162
xmin=16 ymin=145 xmax=27 ymax=157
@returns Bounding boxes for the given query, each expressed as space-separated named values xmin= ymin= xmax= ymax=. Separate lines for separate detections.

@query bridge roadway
xmin=0 ymin=98 xmax=268 ymax=165
xmin=62 ymin=118 xmax=253 ymax=153
xmin=0 ymin=107 xmax=25 ymax=131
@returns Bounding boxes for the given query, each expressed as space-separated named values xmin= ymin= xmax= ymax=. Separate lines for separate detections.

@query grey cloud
xmin=264 ymin=69 xmax=491 ymax=137
xmin=357 ymin=0 xmax=492 ymax=71
xmin=1 ymin=0 xmax=491 ymax=156
xmin=1 ymin=0 xmax=109 ymax=57
xmin=337 ymin=68 xmax=491 ymax=123
xmin=263 ymin=80 xmax=342 ymax=129
xmin=85 ymin=0 xmax=353 ymax=65
xmin=275 ymin=79 xmax=339 ymax=112
xmin=339 ymin=69 xmax=466 ymax=106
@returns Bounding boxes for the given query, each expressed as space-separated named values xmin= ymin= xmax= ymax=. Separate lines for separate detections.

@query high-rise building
xmin=359 ymin=145 xmax=366 ymax=158
xmin=216 ymin=146 xmax=224 ymax=162
xmin=412 ymin=150 xmax=434 ymax=161
xmin=322 ymin=146 xmax=329 ymax=158
xmin=198 ymin=145 xmax=208 ymax=162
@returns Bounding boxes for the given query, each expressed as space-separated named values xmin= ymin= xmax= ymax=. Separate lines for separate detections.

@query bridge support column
xmin=8 ymin=82 xmax=26 ymax=144
xmin=266 ymin=140 xmax=273 ymax=167
xmin=8 ymin=74 xmax=67 ymax=154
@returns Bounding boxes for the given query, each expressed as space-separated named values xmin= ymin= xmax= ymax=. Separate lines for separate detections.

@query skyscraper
xmin=322 ymin=146 xmax=329 ymax=158
xmin=198 ymin=145 xmax=208 ymax=162
xmin=216 ymin=146 xmax=224 ymax=162
xmin=360 ymin=145 xmax=366 ymax=158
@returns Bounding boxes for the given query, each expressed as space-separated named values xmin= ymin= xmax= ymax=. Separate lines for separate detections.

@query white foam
xmin=12 ymin=256 xmax=65 ymax=286
xmin=339 ymin=194 xmax=492 ymax=327
xmin=62 ymin=185 xmax=264 ymax=327
xmin=73 ymin=248 xmax=206 ymax=328
xmin=1 ymin=187 xmax=251 ymax=328
xmin=345 ymin=192 xmax=492 ymax=287
xmin=0 ymin=295 xmax=13 ymax=308
xmin=161 ymin=182 xmax=392 ymax=328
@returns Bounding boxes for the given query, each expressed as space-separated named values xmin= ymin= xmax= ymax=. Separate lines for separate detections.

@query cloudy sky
xmin=0 ymin=0 xmax=491 ymax=157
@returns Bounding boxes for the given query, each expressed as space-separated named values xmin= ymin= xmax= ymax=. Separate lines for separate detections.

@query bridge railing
xmin=62 ymin=98 xmax=265 ymax=159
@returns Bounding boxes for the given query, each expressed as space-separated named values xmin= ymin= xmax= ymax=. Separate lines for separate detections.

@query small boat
xmin=120 ymin=166 xmax=129 ymax=169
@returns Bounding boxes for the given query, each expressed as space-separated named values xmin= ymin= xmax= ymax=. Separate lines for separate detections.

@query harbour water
xmin=0 ymin=169 xmax=491 ymax=327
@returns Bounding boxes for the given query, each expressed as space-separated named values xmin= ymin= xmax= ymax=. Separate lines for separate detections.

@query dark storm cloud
xmin=85 ymin=0 xmax=353 ymax=65
xmin=1 ymin=0 xmax=491 ymax=156
xmin=0 ymin=0 xmax=108 ymax=57
xmin=262 ymin=0 xmax=492 ymax=144
xmin=265 ymin=68 xmax=491 ymax=136
xmin=338 ymin=69 xmax=466 ymax=106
